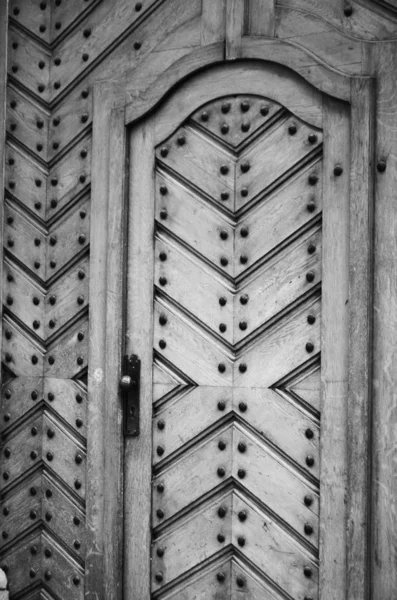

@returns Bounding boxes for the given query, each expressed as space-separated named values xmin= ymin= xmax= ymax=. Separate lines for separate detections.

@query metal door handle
xmin=120 ymin=354 xmax=141 ymax=436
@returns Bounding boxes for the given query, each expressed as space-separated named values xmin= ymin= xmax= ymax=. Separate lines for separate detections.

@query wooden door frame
xmin=86 ymin=48 xmax=374 ymax=600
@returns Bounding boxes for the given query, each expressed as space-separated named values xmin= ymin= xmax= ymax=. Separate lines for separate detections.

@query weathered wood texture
xmin=0 ymin=0 xmax=397 ymax=598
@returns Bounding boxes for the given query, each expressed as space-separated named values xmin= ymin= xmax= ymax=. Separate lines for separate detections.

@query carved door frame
xmin=86 ymin=47 xmax=374 ymax=600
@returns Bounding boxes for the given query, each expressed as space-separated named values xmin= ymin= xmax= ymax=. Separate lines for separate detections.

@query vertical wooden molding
xmin=320 ymin=96 xmax=350 ymax=598
xmin=347 ymin=77 xmax=374 ymax=600
xmin=0 ymin=0 xmax=8 ymax=355
xmin=246 ymin=0 xmax=275 ymax=36
xmin=226 ymin=0 xmax=244 ymax=58
xmin=86 ymin=82 xmax=125 ymax=600
xmin=370 ymin=42 xmax=397 ymax=600
xmin=201 ymin=0 xmax=226 ymax=45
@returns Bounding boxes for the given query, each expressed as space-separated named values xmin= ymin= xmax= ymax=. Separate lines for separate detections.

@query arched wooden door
xmin=93 ymin=60 xmax=372 ymax=600
xmin=121 ymin=62 xmax=358 ymax=600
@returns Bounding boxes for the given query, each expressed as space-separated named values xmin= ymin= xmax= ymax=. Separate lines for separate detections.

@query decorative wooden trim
xmin=346 ymin=76 xmax=375 ymax=600
xmin=124 ymin=38 xmax=359 ymax=125
xmin=0 ymin=0 xmax=8 ymax=358
xmin=201 ymin=0 xmax=225 ymax=45
xmin=225 ymin=0 xmax=244 ymax=58
xmin=86 ymin=82 xmax=125 ymax=600
xmin=246 ymin=0 xmax=275 ymax=36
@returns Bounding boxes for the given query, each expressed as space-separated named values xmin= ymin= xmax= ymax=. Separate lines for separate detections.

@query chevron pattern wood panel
xmin=148 ymin=95 xmax=322 ymax=599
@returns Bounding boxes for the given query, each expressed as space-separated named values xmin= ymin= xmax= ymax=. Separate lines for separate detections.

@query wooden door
xmin=122 ymin=63 xmax=355 ymax=600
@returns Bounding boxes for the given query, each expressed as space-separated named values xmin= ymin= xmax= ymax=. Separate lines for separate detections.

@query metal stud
xmin=200 ymin=111 xmax=209 ymax=122
xmin=237 ymin=468 xmax=246 ymax=479
xmin=47 ymin=452 xmax=53 ymax=461
xmin=306 ymin=455 xmax=315 ymax=467
xmin=306 ymin=342 xmax=314 ymax=353
xmin=238 ymin=442 xmax=246 ymax=453
xmin=377 ymin=160 xmax=387 ymax=173
xmin=3 ymin=413 xmax=10 ymax=423
xmin=220 ymin=191 xmax=230 ymax=201
xmin=4 ymin=448 xmax=10 ymax=458
xmin=240 ymin=254 xmax=248 ymax=265
xmin=32 ymin=355 xmax=38 ymax=364
xmin=218 ymin=363 xmax=226 ymax=373
xmin=334 ymin=165 xmax=343 ymax=176
xmin=157 ymin=420 xmax=165 ymax=430
xmin=221 ymin=123 xmax=229 ymax=135
xmin=78 ymin=270 xmax=86 ymax=280
xmin=238 ymin=510 xmax=247 ymax=521
xmin=3 ymin=508 xmax=9 ymax=516
xmin=219 ymin=296 xmax=227 ymax=306
xmin=159 ymin=251 xmax=167 ymax=262
xmin=44 ymin=548 xmax=52 ymax=558
xmin=240 ymin=161 xmax=250 ymax=173
xmin=157 ymin=446 xmax=164 ymax=457
xmin=155 ymin=572 xmax=163 ymax=582
xmin=306 ymin=271 xmax=315 ymax=283
xmin=82 ymin=53 xmax=89 ymax=62
xmin=241 ymin=100 xmax=250 ymax=112
xmin=30 ymin=509 xmax=37 ymax=519
xmin=221 ymin=102 xmax=231 ymax=114
xmin=73 ymin=576 xmax=81 ymax=586
xmin=55 ymin=21 xmax=62 ymax=29
xmin=239 ymin=321 xmax=247 ymax=331
xmin=220 ymin=257 xmax=228 ymax=267
xmin=307 ymin=314 xmax=316 ymax=324
xmin=305 ymin=428 xmax=314 ymax=439
xmin=238 ymin=401 xmax=247 ymax=412
xmin=48 ymin=392 xmax=55 ymax=401
xmin=307 ymin=200 xmax=316 ymax=212
xmin=33 ymin=320 xmax=40 ymax=329
xmin=303 ymin=566 xmax=312 ymax=578
xmin=308 ymin=243 xmax=316 ymax=254
xmin=83 ymin=28 xmax=91 ymax=38
xmin=160 ymin=147 xmax=168 ymax=158
xmin=50 ymin=199 xmax=57 ymax=208
xmin=77 ymin=296 xmax=85 ymax=305
xmin=217 ymin=533 xmax=225 ymax=543
xmin=76 ymin=418 xmax=83 ymax=428
xmin=76 ymin=394 xmax=83 ymax=404
xmin=304 ymin=523 xmax=313 ymax=535
xmin=177 ymin=134 xmax=186 ymax=146
xmin=159 ymin=209 xmax=167 ymax=220
xmin=45 ymin=571 xmax=52 ymax=581
xmin=241 ymin=225 xmax=249 ymax=237
xmin=239 ymin=363 xmax=247 ymax=373
xmin=308 ymin=174 xmax=318 ymax=185
xmin=237 ymin=536 xmax=245 ymax=547
xmin=6 ymin=295 xmax=13 ymax=306
xmin=220 ymin=164 xmax=229 ymax=175
xmin=31 ymin=450 xmax=38 ymax=460
xmin=30 ymin=569 xmax=36 ymax=578
xmin=80 ymin=148 xmax=87 ymax=159
xmin=241 ymin=187 xmax=248 ymax=197
xmin=74 ymin=540 xmax=81 ymax=549
xmin=5 ymin=353 xmax=12 ymax=363
xmin=288 ymin=124 xmax=297 ymax=135
xmin=75 ymin=479 xmax=82 ymax=490
xmin=2 ymin=532 xmax=7 ymax=540
xmin=5 ymin=389 xmax=11 ymax=399
xmin=78 ymin=234 xmax=86 ymax=244
xmin=344 ymin=6 xmax=353 ymax=16
xmin=7 ymin=238 xmax=14 ymax=248
xmin=218 ymin=440 xmax=226 ymax=450
xmin=54 ymin=58 xmax=61 ymax=66
xmin=157 ymin=547 xmax=164 ymax=557
xmin=47 ymin=427 xmax=55 ymax=438
xmin=218 ymin=506 xmax=227 ymax=518
xmin=78 ymin=332 xmax=84 ymax=341
xmin=156 ymin=509 xmax=164 ymax=519
xmin=241 ymin=122 xmax=250 ymax=132
xmin=219 ymin=323 xmax=227 ymax=333
xmin=240 ymin=294 xmax=249 ymax=305
xmin=134 ymin=41 xmax=141 ymax=50
xmin=217 ymin=400 xmax=226 ymax=411
xmin=81 ymin=113 xmax=89 ymax=124
xmin=157 ymin=483 xmax=164 ymax=493
xmin=75 ymin=453 xmax=83 ymax=465
xmin=217 ymin=572 xmax=225 ymax=582
xmin=308 ymin=133 xmax=318 ymax=144
xmin=80 ymin=174 xmax=86 ymax=184
xmin=220 ymin=230 xmax=228 ymax=240
xmin=159 ymin=339 xmax=166 ymax=349
xmin=304 ymin=494 xmax=313 ymax=506
xmin=3 ymin=471 xmax=9 ymax=481
xmin=159 ymin=277 xmax=167 ymax=286
xmin=217 ymin=467 xmax=226 ymax=477
xmin=236 ymin=576 xmax=245 ymax=587
xmin=135 ymin=2 xmax=142 ymax=10
xmin=159 ymin=314 xmax=167 ymax=326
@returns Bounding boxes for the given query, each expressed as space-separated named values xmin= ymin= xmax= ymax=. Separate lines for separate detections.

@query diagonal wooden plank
xmin=234 ymin=225 xmax=321 ymax=340
xmin=152 ymin=425 xmax=233 ymax=525
xmin=236 ymin=114 xmax=322 ymax=210
xmin=154 ymin=171 xmax=234 ymax=275
xmin=234 ymin=296 xmax=321 ymax=387
xmin=283 ymin=365 xmax=321 ymax=413
xmin=154 ymin=234 xmax=234 ymax=342
xmin=152 ymin=492 xmax=233 ymax=591
xmin=153 ymin=386 xmax=233 ymax=464
xmin=235 ymin=160 xmax=323 ymax=273
xmin=232 ymin=491 xmax=319 ymax=599
xmin=156 ymin=125 xmax=235 ymax=207
xmin=155 ymin=555 xmax=232 ymax=599
xmin=231 ymin=555 xmax=285 ymax=600
xmin=153 ymin=299 xmax=233 ymax=386
xmin=231 ymin=424 xmax=319 ymax=539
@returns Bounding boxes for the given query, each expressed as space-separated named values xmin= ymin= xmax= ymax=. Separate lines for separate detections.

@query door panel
xmin=125 ymin=82 xmax=346 ymax=599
